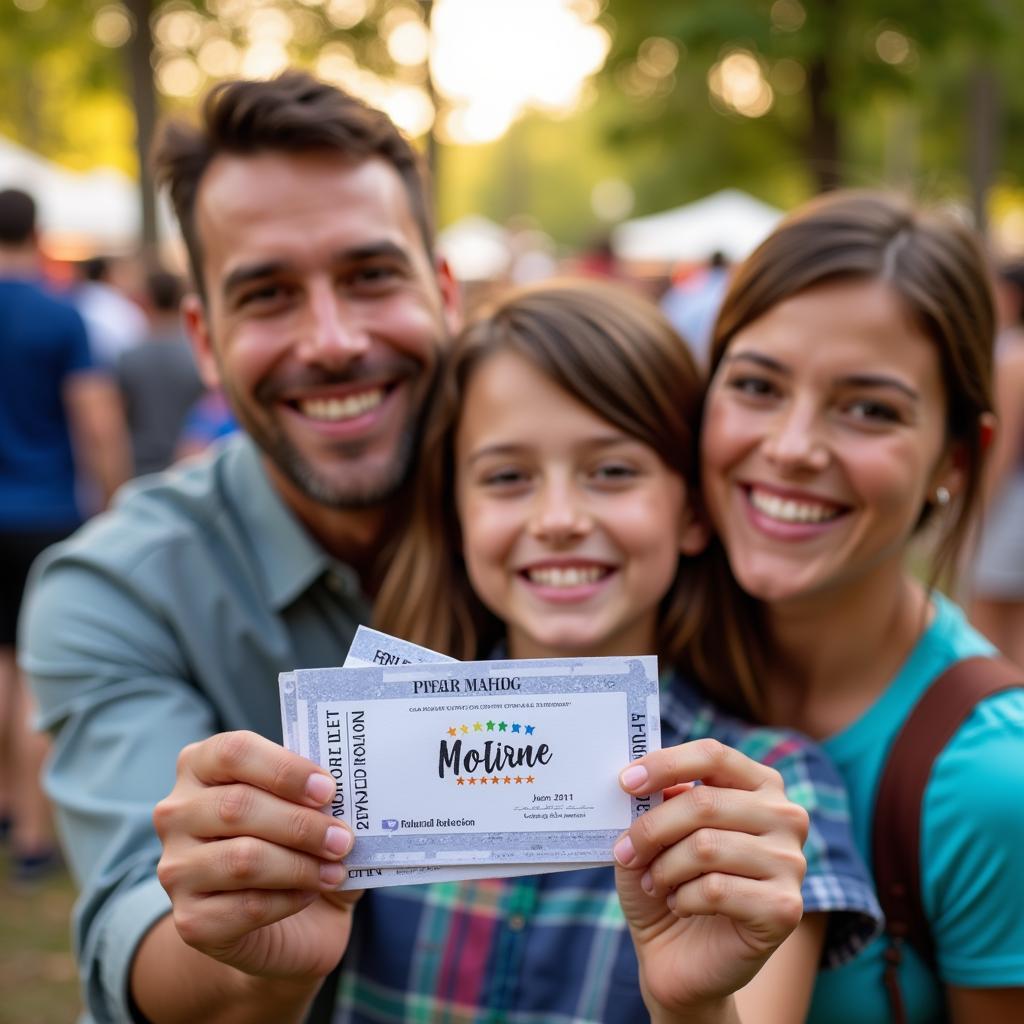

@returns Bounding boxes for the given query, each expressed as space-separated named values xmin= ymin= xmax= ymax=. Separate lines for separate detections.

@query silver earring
xmin=935 ymin=486 xmax=951 ymax=506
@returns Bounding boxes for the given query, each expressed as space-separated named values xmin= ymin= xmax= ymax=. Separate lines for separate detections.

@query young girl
xmin=699 ymin=190 xmax=1024 ymax=1022
xmin=354 ymin=281 xmax=881 ymax=1024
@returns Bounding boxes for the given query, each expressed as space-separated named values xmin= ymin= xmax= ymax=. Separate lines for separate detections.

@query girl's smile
xmin=515 ymin=558 xmax=617 ymax=602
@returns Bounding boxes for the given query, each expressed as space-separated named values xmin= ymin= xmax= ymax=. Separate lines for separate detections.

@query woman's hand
xmin=613 ymin=739 xmax=808 ymax=1020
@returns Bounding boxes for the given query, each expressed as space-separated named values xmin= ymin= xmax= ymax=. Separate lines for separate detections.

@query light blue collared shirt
xmin=20 ymin=435 xmax=369 ymax=1022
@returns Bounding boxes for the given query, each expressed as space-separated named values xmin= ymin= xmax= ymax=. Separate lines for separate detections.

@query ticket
xmin=280 ymin=652 xmax=661 ymax=869
xmin=284 ymin=628 xmax=659 ymax=885
xmin=343 ymin=625 xmax=454 ymax=669
xmin=329 ymin=627 xmax=599 ymax=889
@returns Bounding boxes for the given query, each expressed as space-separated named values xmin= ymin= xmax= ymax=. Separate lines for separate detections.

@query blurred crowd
xmin=0 ymin=187 xmax=235 ymax=885
xmin=4 ymin=167 xmax=1024 ymax=899
xmin=4 ymin=172 xmax=1024 ymax=895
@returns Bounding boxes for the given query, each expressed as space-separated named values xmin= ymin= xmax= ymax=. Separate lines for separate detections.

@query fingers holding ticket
xmin=153 ymin=730 xmax=360 ymax=980
xmin=612 ymin=739 xmax=808 ymax=1015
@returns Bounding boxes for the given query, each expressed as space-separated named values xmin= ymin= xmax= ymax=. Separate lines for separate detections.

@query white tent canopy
xmin=0 ymin=136 xmax=177 ymax=258
xmin=611 ymin=188 xmax=784 ymax=266
xmin=436 ymin=214 xmax=512 ymax=282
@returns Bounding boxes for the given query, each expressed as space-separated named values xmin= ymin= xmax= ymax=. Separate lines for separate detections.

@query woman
xmin=368 ymin=280 xmax=881 ymax=1024
xmin=699 ymin=189 xmax=1024 ymax=1022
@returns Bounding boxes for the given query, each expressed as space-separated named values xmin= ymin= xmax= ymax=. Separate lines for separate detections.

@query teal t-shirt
xmin=807 ymin=594 xmax=1024 ymax=1023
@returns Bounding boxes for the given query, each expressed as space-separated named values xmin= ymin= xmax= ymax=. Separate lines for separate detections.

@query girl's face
xmin=701 ymin=277 xmax=959 ymax=608
xmin=455 ymin=351 xmax=706 ymax=660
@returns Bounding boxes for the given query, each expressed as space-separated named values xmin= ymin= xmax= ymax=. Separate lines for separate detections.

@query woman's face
xmin=455 ymin=351 xmax=706 ymax=660
xmin=701 ymin=277 xmax=957 ymax=608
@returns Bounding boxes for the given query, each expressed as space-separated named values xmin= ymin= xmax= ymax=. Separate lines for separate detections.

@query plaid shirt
xmin=334 ymin=673 xmax=882 ymax=1023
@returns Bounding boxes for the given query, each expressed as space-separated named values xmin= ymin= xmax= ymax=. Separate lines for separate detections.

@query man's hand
xmin=153 ymin=730 xmax=360 ymax=982
xmin=612 ymin=739 xmax=808 ymax=1021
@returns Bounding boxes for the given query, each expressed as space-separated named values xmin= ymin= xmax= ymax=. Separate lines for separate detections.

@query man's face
xmin=186 ymin=150 xmax=457 ymax=512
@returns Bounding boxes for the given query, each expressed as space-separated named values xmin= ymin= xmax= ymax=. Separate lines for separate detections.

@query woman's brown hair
xmin=696 ymin=189 xmax=996 ymax=716
xmin=374 ymin=279 xmax=714 ymax=674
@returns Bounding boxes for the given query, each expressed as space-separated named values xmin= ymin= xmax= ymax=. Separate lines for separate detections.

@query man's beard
xmin=254 ymin=418 xmax=419 ymax=509
xmin=224 ymin=357 xmax=437 ymax=510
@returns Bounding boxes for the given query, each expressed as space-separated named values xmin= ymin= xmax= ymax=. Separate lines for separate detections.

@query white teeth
xmin=299 ymin=389 xmax=384 ymax=422
xmin=527 ymin=566 xmax=607 ymax=587
xmin=749 ymin=489 xmax=841 ymax=524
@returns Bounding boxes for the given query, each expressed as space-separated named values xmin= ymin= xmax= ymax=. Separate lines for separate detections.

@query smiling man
xmin=164 ymin=75 xmax=458 ymax=556
xmin=19 ymin=73 xmax=459 ymax=1023
xmin=190 ymin=152 xmax=449 ymax=518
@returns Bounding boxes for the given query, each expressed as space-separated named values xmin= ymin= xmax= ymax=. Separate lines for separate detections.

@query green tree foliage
xmin=602 ymin=0 xmax=1023 ymax=219
xmin=0 ymin=0 xmax=406 ymax=247
xmin=0 ymin=1 xmax=402 ymax=172
xmin=0 ymin=0 xmax=132 ymax=169
xmin=5 ymin=1 xmax=1023 ymax=251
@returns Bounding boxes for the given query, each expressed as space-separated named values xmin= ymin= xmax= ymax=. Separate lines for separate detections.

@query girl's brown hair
xmin=697 ymin=189 xmax=996 ymax=716
xmin=375 ymin=279 xmax=714 ymax=674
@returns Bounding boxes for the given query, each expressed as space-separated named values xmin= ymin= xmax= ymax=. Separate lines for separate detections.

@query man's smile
xmin=293 ymin=387 xmax=387 ymax=423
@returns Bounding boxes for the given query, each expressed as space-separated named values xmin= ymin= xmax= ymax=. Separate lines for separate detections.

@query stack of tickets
xmin=279 ymin=627 xmax=662 ymax=890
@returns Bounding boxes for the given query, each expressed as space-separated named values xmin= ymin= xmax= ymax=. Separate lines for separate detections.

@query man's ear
xmin=435 ymin=255 xmax=462 ymax=337
xmin=182 ymin=293 xmax=221 ymax=390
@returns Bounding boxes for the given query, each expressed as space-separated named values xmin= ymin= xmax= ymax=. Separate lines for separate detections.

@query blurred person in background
xmin=569 ymin=234 xmax=620 ymax=280
xmin=970 ymin=260 xmax=1024 ymax=665
xmin=73 ymin=253 xmax=148 ymax=367
xmin=173 ymin=386 xmax=237 ymax=461
xmin=117 ymin=268 xmax=205 ymax=476
xmin=505 ymin=214 xmax=558 ymax=284
xmin=0 ymin=187 xmax=130 ymax=883
xmin=661 ymin=250 xmax=732 ymax=371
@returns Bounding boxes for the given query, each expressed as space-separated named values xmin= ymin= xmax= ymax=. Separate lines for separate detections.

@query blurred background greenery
xmin=0 ymin=846 xmax=79 ymax=1023
xmin=2 ymin=0 xmax=1024 ymax=263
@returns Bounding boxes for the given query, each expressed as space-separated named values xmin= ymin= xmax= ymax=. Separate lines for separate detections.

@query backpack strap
xmin=871 ymin=655 xmax=1021 ymax=1023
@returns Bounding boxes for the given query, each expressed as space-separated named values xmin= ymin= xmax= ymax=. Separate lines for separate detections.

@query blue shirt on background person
xmin=0 ymin=276 xmax=93 ymax=530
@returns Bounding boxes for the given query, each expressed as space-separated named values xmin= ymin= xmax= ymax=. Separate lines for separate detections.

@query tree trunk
xmin=124 ymin=0 xmax=158 ymax=259
xmin=804 ymin=1 xmax=843 ymax=193
xmin=421 ymin=0 xmax=441 ymax=227
xmin=967 ymin=64 xmax=1000 ymax=238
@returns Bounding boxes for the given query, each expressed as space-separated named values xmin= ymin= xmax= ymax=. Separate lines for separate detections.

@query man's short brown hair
xmin=152 ymin=71 xmax=433 ymax=298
